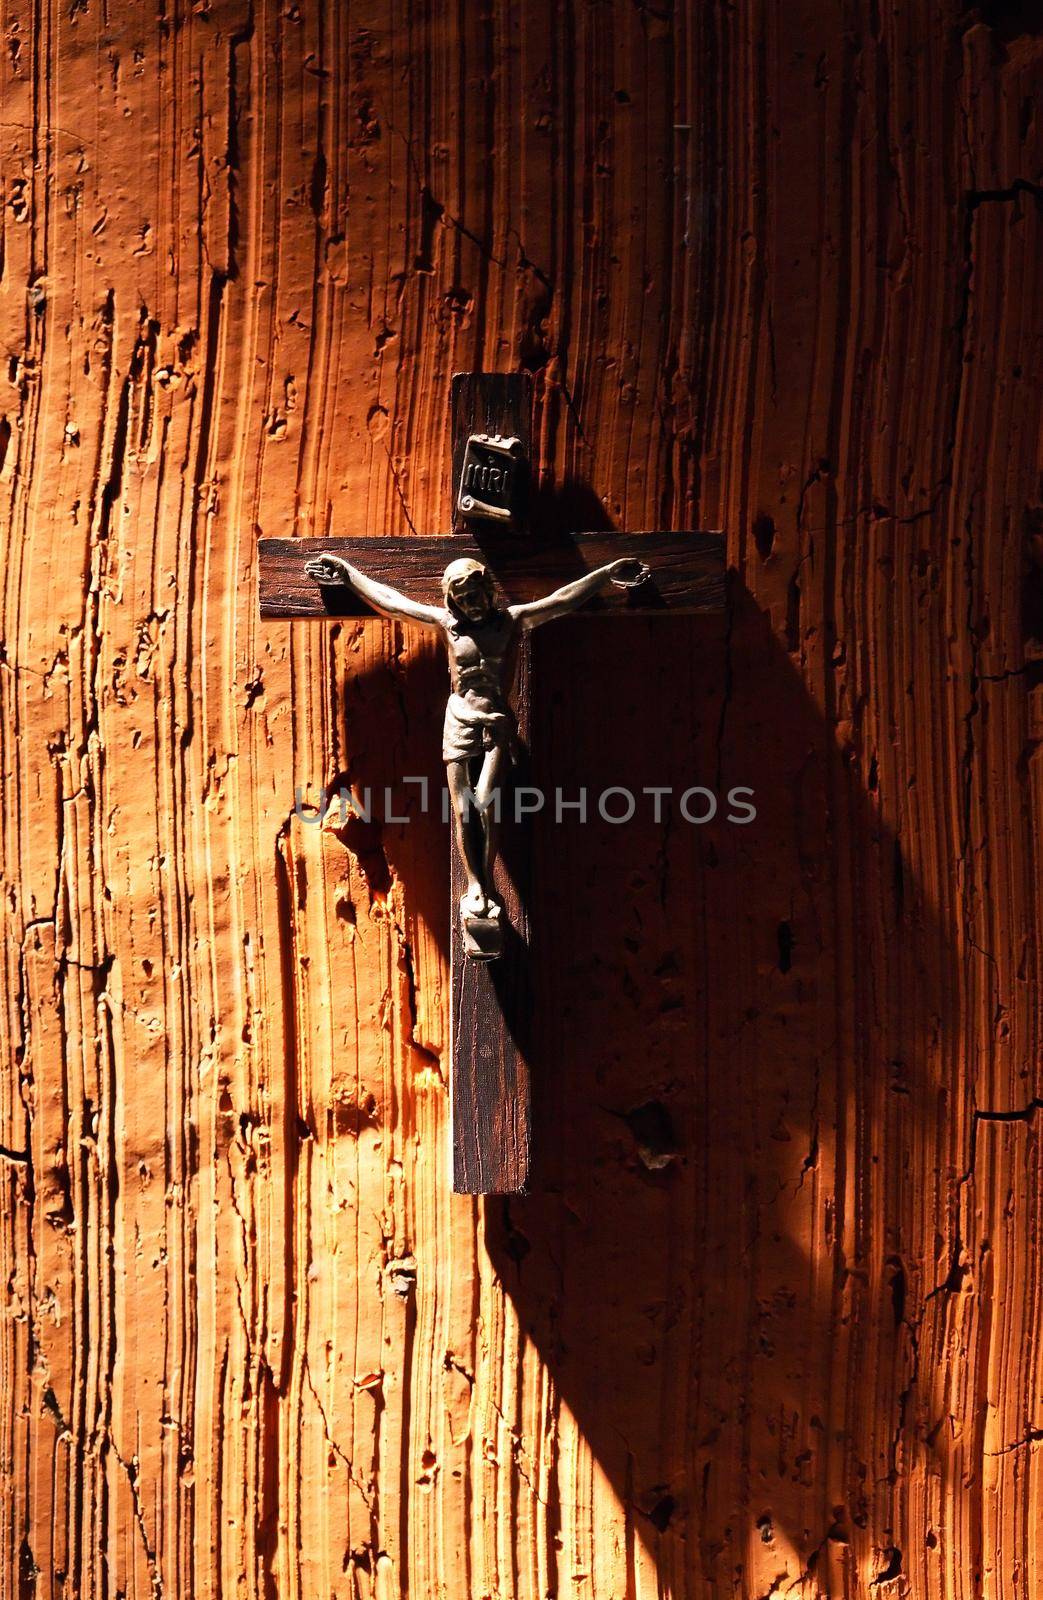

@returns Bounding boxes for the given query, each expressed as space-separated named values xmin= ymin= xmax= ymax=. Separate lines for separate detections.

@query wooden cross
xmin=259 ymin=374 xmax=725 ymax=1194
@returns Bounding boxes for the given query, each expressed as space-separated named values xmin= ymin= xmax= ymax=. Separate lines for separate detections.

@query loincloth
xmin=442 ymin=693 xmax=515 ymax=764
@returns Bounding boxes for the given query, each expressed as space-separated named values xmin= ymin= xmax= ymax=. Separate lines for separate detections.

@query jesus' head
xmin=442 ymin=558 xmax=495 ymax=624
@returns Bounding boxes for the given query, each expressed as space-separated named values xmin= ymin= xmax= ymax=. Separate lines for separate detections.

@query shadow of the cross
xmin=480 ymin=579 xmax=956 ymax=1595
xmin=313 ymin=558 xmax=955 ymax=1594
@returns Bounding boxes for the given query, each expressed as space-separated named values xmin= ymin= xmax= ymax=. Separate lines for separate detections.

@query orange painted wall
xmin=3 ymin=2 xmax=1043 ymax=1595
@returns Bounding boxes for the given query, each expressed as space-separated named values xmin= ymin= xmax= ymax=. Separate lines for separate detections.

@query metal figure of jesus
xmin=303 ymin=551 xmax=647 ymax=957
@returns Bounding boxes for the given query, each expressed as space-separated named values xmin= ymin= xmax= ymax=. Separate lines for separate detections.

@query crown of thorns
xmin=441 ymin=559 xmax=491 ymax=598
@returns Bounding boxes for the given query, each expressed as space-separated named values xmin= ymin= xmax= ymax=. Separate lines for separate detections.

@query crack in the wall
xmin=108 ymin=1436 xmax=164 ymax=1598
xmin=986 ymin=1426 xmax=1043 ymax=1457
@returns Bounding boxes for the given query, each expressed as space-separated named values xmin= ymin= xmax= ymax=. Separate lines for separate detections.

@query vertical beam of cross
xmin=448 ymin=373 xmax=533 ymax=1194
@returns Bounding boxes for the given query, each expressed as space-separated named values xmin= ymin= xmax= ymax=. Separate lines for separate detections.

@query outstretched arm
xmin=509 ymin=558 xmax=649 ymax=630
xmin=304 ymin=554 xmax=443 ymax=628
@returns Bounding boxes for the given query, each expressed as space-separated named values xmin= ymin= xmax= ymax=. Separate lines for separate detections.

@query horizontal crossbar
xmin=258 ymin=532 xmax=726 ymax=619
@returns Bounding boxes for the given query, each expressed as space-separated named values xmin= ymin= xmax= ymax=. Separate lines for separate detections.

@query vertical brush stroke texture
xmin=1 ymin=2 xmax=1042 ymax=1596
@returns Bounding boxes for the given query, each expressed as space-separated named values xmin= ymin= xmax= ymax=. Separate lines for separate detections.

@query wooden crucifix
xmin=259 ymin=374 xmax=725 ymax=1195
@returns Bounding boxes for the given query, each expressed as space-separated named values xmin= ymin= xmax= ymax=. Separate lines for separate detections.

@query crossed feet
xmin=461 ymin=881 xmax=500 ymax=921
xmin=460 ymin=884 xmax=503 ymax=960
